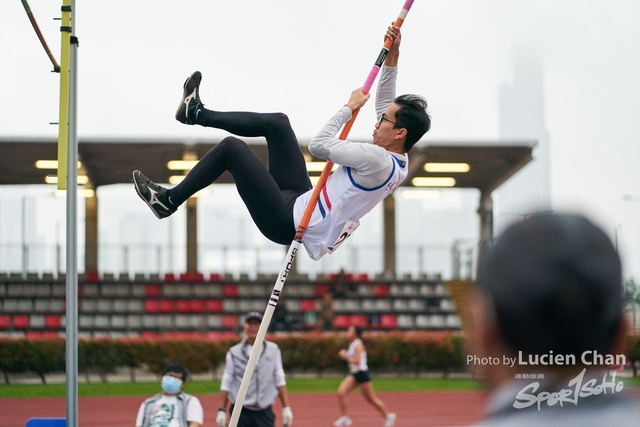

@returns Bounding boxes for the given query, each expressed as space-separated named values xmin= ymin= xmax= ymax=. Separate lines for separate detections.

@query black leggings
xmin=166 ymin=109 xmax=312 ymax=245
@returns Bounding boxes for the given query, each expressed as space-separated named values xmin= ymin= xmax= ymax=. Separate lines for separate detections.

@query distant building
xmin=495 ymin=46 xmax=552 ymax=233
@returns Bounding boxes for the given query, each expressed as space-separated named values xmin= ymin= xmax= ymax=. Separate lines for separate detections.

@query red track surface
xmin=0 ymin=391 xmax=487 ymax=427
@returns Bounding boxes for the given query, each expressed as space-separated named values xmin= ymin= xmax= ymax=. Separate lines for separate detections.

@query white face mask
xmin=161 ymin=375 xmax=183 ymax=394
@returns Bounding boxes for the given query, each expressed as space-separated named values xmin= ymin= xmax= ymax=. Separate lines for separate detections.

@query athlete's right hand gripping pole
xmin=227 ymin=2 xmax=414 ymax=427
xmin=297 ymin=0 xmax=414 ymax=209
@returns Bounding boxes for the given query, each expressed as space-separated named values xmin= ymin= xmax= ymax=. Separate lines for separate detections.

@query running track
xmin=1 ymin=391 xmax=487 ymax=427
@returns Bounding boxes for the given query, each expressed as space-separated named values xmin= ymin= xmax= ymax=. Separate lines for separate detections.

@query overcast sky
xmin=1 ymin=0 xmax=639 ymax=279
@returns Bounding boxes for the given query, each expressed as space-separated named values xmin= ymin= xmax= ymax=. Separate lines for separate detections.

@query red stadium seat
xmin=223 ymin=284 xmax=239 ymax=298
xmin=372 ymin=284 xmax=389 ymax=298
xmin=179 ymin=271 xmax=204 ymax=283
xmin=45 ymin=315 xmax=61 ymax=329
xmin=176 ymin=300 xmax=190 ymax=313
xmin=380 ymin=314 xmax=397 ymax=329
xmin=300 ymin=299 xmax=316 ymax=312
xmin=356 ymin=273 xmax=370 ymax=283
xmin=159 ymin=300 xmax=175 ymax=313
xmin=189 ymin=299 xmax=205 ymax=313
xmin=206 ymin=299 xmax=223 ymax=313
xmin=141 ymin=331 xmax=159 ymax=339
xmin=222 ymin=314 xmax=238 ymax=329
xmin=333 ymin=314 xmax=351 ymax=329
xmin=315 ymin=284 xmax=330 ymax=297
xmin=144 ymin=300 xmax=160 ymax=313
xmin=145 ymin=284 xmax=161 ymax=298
xmin=163 ymin=273 xmax=176 ymax=282
xmin=0 ymin=315 xmax=10 ymax=329
xmin=209 ymin=273 xmax=222 ymax=282
xmin=26 ymin=331 xmax=43 ymax=339
xmin=13 ymin=315 xmax=29 ymax=329
xmin=85 ymin=270 xmax=100 ymax=283
xmin=350 ymin=314 xmax=368 ymax=328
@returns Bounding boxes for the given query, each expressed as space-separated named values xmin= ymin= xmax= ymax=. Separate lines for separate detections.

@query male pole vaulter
xmin=134 ymin=25 xmax=430 ymax=262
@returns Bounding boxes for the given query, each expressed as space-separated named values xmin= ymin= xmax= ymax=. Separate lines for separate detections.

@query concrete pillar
xmin=182 ymin=148 xmax=199 ymax=273
xmin=84 ymin=192 xmax=98 ymax=273
xmin=477 ymin=190 xmax=494 ymax=270
xmin=186 ymin=196 xmax=198 ymax=272
xmin=383 ymin=195 xmax=396 ymax=278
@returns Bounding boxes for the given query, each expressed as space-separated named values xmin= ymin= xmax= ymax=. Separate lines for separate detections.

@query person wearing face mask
xmin=216 ymin=311 xmax=293 ymax=427
xmin=136 ymin=363 xmax=204 ymax=427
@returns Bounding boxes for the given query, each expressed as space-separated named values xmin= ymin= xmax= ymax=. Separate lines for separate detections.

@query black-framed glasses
xmin=378 ymin=114 xmax=399 ymax=127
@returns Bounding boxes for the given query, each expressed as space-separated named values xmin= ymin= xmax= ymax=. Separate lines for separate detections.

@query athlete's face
xmin=372 ymin=103 xmax=406 ymax=151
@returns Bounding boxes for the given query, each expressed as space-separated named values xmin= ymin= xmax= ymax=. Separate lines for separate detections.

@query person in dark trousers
xmin=135 ymin=363 xmax=203 ymax=427
xmin=133 ymin=25 xmax=430 ymax=261
xmin=216 ymin=311 xmax=293 ymax=427
xmin=469 ymin=213 xmax=640 ymax=426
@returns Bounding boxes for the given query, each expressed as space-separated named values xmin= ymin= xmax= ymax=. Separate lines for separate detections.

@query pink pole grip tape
xmin=362 ymin=66 xmax=381 ymax=94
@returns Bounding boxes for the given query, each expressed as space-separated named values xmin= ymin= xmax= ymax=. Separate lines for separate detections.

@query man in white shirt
xmin=216 ymin=311 xmax=293 ymax=427
xmin=133 ymin=25 xmax=430 ymax=260
xmin=135 ymin=363 xmax=203 ymax=427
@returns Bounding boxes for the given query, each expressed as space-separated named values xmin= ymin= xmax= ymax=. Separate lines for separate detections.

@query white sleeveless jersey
xmin=293 ymin=65 xmax=406 ymax=261
xmin=347 ymin=338 xmax=368 ymax=373
xmin=293 ymin=152 xmax=407 ymax=260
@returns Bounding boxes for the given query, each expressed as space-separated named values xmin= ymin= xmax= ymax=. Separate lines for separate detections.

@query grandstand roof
xmin=0 ymin=136 xmax=534 ymax=192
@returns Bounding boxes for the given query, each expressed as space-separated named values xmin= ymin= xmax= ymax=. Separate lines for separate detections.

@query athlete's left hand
xmin=385 ymin=24 xmax=401 ymax=51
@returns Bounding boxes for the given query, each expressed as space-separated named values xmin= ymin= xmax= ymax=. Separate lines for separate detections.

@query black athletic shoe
xmin=132 ymin=170 xmax=177 ymax=219
xmin=175 ymin=71 xmax=203 ymax=125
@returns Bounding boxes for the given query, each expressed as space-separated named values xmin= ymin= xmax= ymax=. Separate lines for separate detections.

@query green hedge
xmin=1 ymin=333 xmax=638 ymax=384
xmin=629 ymin=333 xmax=640 ymax=377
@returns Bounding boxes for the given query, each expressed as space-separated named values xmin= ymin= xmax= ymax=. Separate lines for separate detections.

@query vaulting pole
xmin=228 ymin=2 xmax=415 ymax=426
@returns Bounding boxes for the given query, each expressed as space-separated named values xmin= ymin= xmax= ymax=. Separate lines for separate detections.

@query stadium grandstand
xmin=0 ymin=136 xmax=533 ymax=338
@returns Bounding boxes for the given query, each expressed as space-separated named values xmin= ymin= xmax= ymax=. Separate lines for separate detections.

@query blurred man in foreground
xmin=469 ymin=213 xmax=640 ymax=426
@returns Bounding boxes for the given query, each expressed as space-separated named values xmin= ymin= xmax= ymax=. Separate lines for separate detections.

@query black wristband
xmin=218 ymin=407 xmax=226 ymax=412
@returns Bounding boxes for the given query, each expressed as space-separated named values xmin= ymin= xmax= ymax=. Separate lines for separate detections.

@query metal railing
xmin=0 ymin=240 xmax=479 ymax=280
